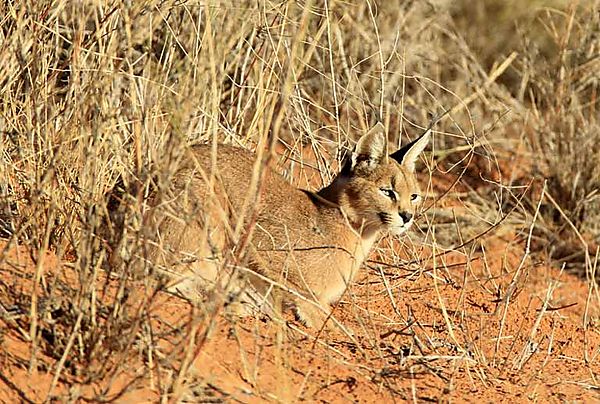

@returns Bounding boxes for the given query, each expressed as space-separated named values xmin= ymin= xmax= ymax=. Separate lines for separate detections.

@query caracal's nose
xmin=399 ymin=211 xmax=413 ymax=224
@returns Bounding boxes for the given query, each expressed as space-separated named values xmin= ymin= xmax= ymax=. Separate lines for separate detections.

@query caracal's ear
xmin=390 ymin=128 xmax=431 ymax=173
xmin=350 ymin=122 xmax=387 ymax=171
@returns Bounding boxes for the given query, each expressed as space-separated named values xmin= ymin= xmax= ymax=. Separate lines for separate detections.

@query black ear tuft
xmin=390 ymin=129 xmax=431 ymax=172
xmin=340 ymin=155 xmax=353 ymax=176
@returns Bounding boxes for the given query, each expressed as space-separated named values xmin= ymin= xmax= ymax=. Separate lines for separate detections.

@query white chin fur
xmin=389 ymin=222 xmax=412 ymax=236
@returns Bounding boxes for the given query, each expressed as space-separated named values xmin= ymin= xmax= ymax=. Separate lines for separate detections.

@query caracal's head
xmin=335 ymin=123 xmax=431 ymax=237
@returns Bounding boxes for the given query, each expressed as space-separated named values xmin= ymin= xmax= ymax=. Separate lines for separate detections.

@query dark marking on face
xmin=378 ymin=212 xmax=392 ymax=224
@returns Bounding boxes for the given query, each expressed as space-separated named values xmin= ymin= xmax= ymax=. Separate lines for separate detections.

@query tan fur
xmin=147 ymin=124 xmax=430 ymax=329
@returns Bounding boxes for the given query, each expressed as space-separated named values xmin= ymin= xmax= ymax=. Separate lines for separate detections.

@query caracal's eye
xmin=380 ymin=188 xmax=396 ymax=201
xmin=410 ymin=193 xmax=421 ymax=203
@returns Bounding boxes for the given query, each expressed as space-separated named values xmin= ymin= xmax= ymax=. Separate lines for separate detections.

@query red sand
xmin=1 ymin=233 xmax=598 ymax=402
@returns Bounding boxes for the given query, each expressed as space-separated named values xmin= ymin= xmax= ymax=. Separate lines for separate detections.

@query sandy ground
xmin=1 ymin=146 xmax=598 ymax=402
xmin=0 ymin=231 xmax=598 ymax=402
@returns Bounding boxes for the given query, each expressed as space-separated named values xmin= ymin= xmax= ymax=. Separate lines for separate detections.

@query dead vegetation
xmin=0 ymin=0 xmax=599 ymax=401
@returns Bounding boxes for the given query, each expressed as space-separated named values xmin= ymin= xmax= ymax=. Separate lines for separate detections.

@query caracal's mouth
xmin=389 ymin=222 xmax=412 ymax=236
xmin=376 ymin=212 xmax=413 ymax=235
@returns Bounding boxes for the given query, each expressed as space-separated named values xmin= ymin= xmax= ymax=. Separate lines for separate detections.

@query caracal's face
xmin=346 ymin=160 xmax=422 ymax=236
xmin=336 ymin=122 xmax=430 ymax=238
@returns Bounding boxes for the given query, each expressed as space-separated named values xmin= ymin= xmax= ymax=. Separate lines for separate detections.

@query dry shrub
xmin=0 ymin=0 xmax=598 ymax=401
xmin=526 ymin=4 xmax=600 ymax=247
xmin=453 ymin=0 xmax=600 ymax=271
xmin=517 ymin=3 xmax=599 ymax=269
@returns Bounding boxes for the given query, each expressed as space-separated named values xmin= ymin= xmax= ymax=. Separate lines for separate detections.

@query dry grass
xmin=0 ymin=0 xmax=599 ymax=401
